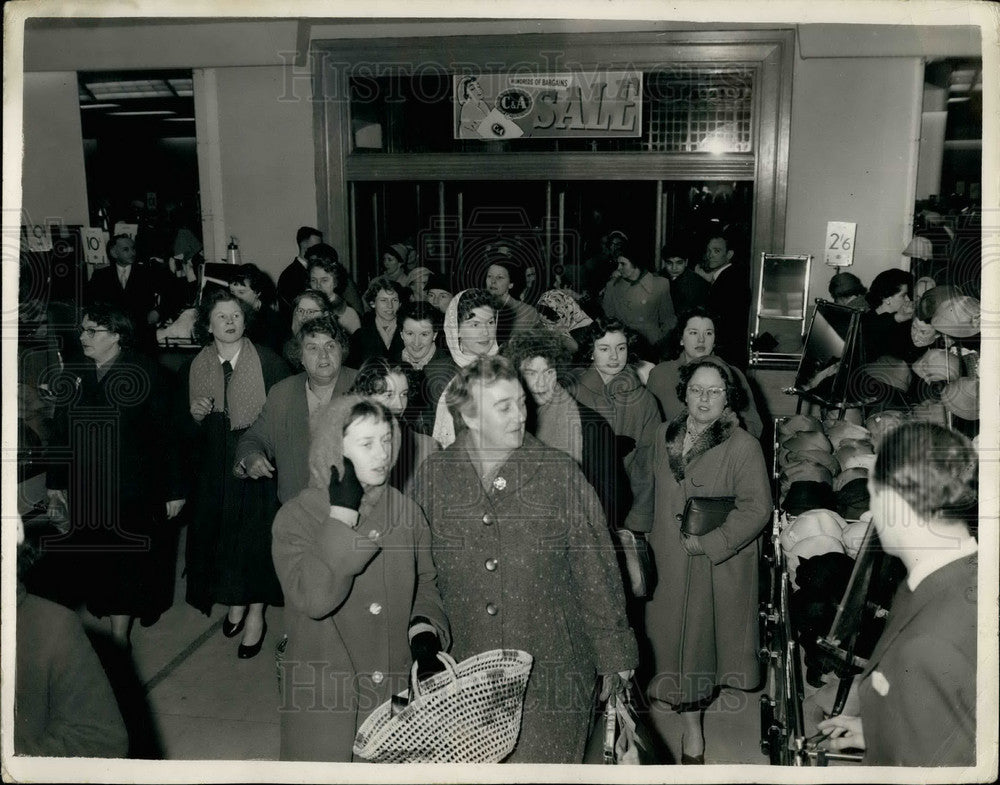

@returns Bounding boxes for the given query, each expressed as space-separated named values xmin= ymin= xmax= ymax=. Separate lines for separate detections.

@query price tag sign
xmin=112 ymin=222 xmax=138 ymax=240
xmin=825 ymin=221 xmax=857 ymax=267
xmin=82 ymin=227 xmax=110 ymax=268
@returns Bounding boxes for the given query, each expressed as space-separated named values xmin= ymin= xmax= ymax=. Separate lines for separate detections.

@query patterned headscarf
xmin=536 ymin=289 xmax=593 ymax=333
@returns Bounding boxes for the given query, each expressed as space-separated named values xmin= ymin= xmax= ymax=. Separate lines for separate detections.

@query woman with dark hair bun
xmin=45 ymin=302 xmax=186 ymax=649
xmin=185 ymin=288 xmax=289 ymax=658
xmin=818 ymin=422 xmax=977 ymax=766
xmin=230 ymin=262 xmax=286 ymax=353
xmin=862 ymin=268 xmax=919 ymax=363
xmin=634 ymin=355 xmax=770 ymax=764
xmin=647 ymin=307 xmax=762 ymax=437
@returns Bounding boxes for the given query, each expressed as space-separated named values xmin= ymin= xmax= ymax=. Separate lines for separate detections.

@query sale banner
xmin=453 ymin=71 xmax=642 ymax=140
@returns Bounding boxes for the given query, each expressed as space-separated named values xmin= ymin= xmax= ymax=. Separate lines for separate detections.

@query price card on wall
xmin=82 ymin=228 xmax=110 ymax=268
xmin=825 ymin=221 xmax=857 ymax=267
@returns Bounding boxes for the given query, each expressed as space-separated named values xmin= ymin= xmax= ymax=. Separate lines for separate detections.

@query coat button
xmin=371 ymin=671 xmax=384 ymax=684
xmin=368 ymin=529 xmax=381 ymax=541
xmin=486 ymin=603 xmax=498 ymax=616
xmin=369 ymin=602 xmax=382 ymax=615
xmin=482 ymin=513 xmax=494 ymax=526
xmin=485 ymin=558 xmax=498 ymax=571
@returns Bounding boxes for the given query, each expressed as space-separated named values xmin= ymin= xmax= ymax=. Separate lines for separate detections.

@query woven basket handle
xmin=408 ymin=651 xmax=459 ymax=701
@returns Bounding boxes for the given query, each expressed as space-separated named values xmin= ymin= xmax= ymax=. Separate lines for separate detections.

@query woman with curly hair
xmin=306 ymin=244 xmax=361 ymax=335
xmin=185 ymin=289 xmax=289 ymax=657
xmin=635 ymin=356 xmax=771 ymax=764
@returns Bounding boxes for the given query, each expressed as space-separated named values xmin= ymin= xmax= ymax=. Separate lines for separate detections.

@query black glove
xmin=328 ymin=457 xmax=364 ymax=511
xmin=409 ymin=630 xmax=446 ymax=682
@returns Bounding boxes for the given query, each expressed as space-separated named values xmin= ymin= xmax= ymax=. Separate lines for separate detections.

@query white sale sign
xmin=824 ymin=221 xmax=857 ymax=267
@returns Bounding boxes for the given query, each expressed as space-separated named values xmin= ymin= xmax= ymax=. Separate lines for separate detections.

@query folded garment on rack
xmin=781 ymin=449 xmax=841 ymax=477
xmin=835 ymin=442 xmax=876 ymax=472
xmin=833 ymin=466 xmax=869 ymax=493
xmin=779 ymin=430 xmax=833 ymax=455
xmin=823 ymin=420 xmax=871 ymax=449
xmin=780 ymin=464 xmax=834 ymax=499
xmin=777 ymin=414 xmax=824 ymax=441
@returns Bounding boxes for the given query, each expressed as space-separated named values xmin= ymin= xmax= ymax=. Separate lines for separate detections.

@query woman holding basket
xmin=271 ymin=395 xmax=450 ymax=761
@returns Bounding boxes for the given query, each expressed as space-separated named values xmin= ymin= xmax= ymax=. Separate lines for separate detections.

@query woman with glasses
xmin=45 ymin=303 xmax=186 ymax=649
xmin=306 ymin=244 xmax=361 ymax=335
xmin=283 ymin=289 xmax=333 ymax=368
xmin=646 ymin=307 xmax=763 ymax=438
xmin=635 ymin=356 xmax=771 ymax=764
xmin=185 ymin=289 xmax=290 ymax=658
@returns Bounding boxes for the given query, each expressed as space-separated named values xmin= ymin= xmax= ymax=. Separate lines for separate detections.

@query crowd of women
xmin=24 ymin=227 xmax=978 ymax=767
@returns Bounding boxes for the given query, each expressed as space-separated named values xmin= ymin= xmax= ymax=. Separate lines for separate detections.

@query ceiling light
xmin=107 ymin=110 xmax=176 ymax=117
xmin=163 ymin=117 xmax=196 ymax=122
xmin=81 ymin=103 xmax=120 ymax=109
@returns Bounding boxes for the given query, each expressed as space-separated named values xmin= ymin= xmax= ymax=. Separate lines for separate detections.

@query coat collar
xmin=576 ymin=365 xmax=643 ymax=396
xmin=664 ymin=409 xmax=739 ymax=483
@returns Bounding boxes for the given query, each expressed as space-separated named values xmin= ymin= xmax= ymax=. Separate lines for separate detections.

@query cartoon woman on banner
xmin=458 ymin=76 xmax=492 ymax=138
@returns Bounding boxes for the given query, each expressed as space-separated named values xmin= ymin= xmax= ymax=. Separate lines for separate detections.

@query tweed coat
xmin=271 ymin=485 xmax=449 ymax=762
xmin=642 ymin=411 xmax=771 ymax=705
xmin=568 ymin=365 xmax=662 ymax=531
xmin=233 ymin=369 xmax=357 ymax=504
xmin=411 ymin=433 xmax=639 ymax=763
xmin=601 ymin=271 xmax=677 ymax=349
xmin=857 ymin=554 xmax=976 ymax=765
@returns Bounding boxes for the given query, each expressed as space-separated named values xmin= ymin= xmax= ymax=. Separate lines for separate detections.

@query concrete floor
xmin=30 ymin=525 xmax=770 ymax=767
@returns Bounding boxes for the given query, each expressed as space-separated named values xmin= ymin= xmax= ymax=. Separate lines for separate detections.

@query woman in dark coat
xmin=185 ymin=289 xmax=289 ymax=657
xmin=412 ymin=356 xmax=638 ymax=763
xmin=230 ymin=262 xmax=287 ymax=354
xmin=348 ymin=276 xmax=406 ymax=366
xmin=45 ymin=302 xmax=186 ymax=648
xmin=271 ymin=396 xmax=449 ymax=761
xmin=397 ymin=300 xmax=445 ymax=434
xmin=636 ymin=356 xmax=771 ymax=763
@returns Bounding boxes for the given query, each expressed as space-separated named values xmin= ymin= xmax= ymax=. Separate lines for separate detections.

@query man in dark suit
xmin=276 ymin=226 xmax=323 ymax=322
xmin=701 ymin=233 xmax=751 ymax=368
xmin=85 ymin=234 xmax=171 ymax=351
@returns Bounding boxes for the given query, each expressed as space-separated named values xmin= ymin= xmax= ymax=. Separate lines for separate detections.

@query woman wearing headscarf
xmin=422 ymin=288 xmax=499 ymax=447
xmin=646 ymin=306 xmax=763 ymax=438
xmin=272 ymin=395 xmax=449 ymax=761
xmin=535 ymin=288 xmax=593 ymax=357
xmin=185 ymin=289 xmax=289 ymax=657
xmin=635 ymin=356 xmax=771 ymax=764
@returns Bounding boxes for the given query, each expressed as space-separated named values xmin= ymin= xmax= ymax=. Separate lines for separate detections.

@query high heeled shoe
xmin=680 ymin=734 xmax=705 ymax=765
xmin=237 ymin=620 xmax=267 ymax=659
xmin=222 ymin=609 xmax=247 ymax=638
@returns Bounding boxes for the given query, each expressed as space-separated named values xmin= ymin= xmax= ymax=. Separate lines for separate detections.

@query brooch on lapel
xmin=493 ymin=476 xmax=507 ymax=491
xmin=870 ymin=670 xmax=890 ymax=696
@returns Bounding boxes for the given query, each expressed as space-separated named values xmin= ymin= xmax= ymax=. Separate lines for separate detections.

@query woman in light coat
xmin=637 ymin=356 xmax=771 ymax=763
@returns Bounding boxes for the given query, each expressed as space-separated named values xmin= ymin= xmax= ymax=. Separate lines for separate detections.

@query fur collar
xmin=664 ymin=409 xmax=739 ymax=483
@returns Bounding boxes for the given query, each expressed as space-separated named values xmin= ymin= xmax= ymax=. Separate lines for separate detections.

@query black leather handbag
xmin=679 ymin=496 xmax=736 ymax=536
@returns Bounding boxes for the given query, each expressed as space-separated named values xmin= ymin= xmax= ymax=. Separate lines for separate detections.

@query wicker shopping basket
xmin=352 ymin=649 xmax=533 ymax=763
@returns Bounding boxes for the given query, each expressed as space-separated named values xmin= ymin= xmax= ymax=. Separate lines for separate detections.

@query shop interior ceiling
xmin=78 ymin=70 xmax=194 ymax=139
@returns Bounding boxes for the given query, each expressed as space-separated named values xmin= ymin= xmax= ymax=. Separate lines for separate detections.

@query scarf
xmin=188 ymin=338 xmax=267 ymax=430
xmin=401 ymin=344 xmax=436 ymax=370
xmin=442 ymin=289 xmax=499 ymax=367
xmin=537 ymin=289 xmax=593 ymax=332
xmin=664 ymin=409 xmax=739 ymax=483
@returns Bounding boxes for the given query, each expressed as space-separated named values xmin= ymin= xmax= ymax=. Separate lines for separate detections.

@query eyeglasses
xmin=295 ymin=307 xmax=322 ymax=317
xmin=79 ymin=327 xmax=113 ymax=338
xmin=687 ymin=385 xmax=725 ymax=400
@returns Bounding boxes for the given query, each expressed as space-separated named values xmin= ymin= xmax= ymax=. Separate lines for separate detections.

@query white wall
xmin=784 ymin=56 xmax=923 ymax=302
xmin=207 ymin=66 xmax=318 ymax=279
xmin=21 ymin=72 xmax=89 ymax=227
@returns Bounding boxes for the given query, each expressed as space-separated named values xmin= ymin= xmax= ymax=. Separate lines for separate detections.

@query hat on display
xmin=841 ymin=519 xmax=872 ymax=558
xmin=837 ymin=479 xmax=871 ymax=522
xmin=783 ymin=481 xmax=838 ymax=517
xmin=833 ymin=466 xmax=870 ymax=493
xmin=931 ymin=295 xmax=981 ymax=338
xmin=777 ymin=414 xmax=825 ymax=441
xmin=913 ymin=276 xmax=937 ymax=299
xmin=828 ymin=272 xmax=866 ymax=299
xmin=941 ymin=377 xmax=979 ymax=420
xmin=780 ymin=464 xmax=834 ymax=498
xmin=910 ymin=317 xmax=939 ymax=348
xmin=835 ymin=442 xmax=877 ymax=472
xmin=912 ymin=348 xmax=962 ymax=383
xmin=607 ymin=230 xmax=629 ymax=243
xmin=865 ymin=410 xmax=906 ymax=442
xmin=833 ymin=437 xmax=875 ymax=454
xmin=915 ymin=284 xmax=961 ymax=323
xmin=862 ymin=356 xmax=912 ymax=393
xmin=824 ymin=421 xmax=872 ymax=449
xmin=779 ymin=430 xmax=833 ymax=455
xmin=909 ymin=399 xmax=948 ymax=425
xmin=782 ymin=449 xmax=842 ymax=477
